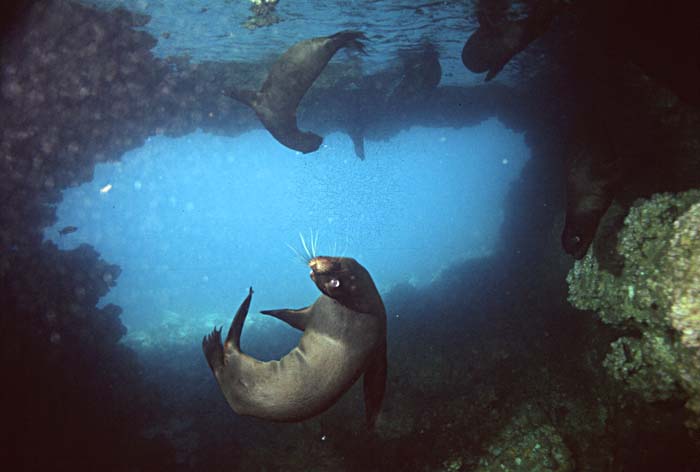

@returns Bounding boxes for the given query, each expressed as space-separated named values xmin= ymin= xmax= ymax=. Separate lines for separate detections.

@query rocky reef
xmin=0 ymin=241 xmax=175 ymax=468
xmin=243 ymin=0 xmax=281 ymax=30
xmin=568 ymin=190 xmax=700 ymax=430
xmin=474 ymin=409 xmax=574 ymax=472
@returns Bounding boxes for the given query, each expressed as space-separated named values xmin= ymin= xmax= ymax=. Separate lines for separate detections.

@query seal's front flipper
xmin=329 ymin=30 xmax=367 ymax=54
xmin=363 ymin=342 xmax=387 ymax=430
xmin=202 ymin=327 xmax=224 ymax=375
xmin=225 ymin=287 xmax=254 ymax=352
xmin=260 ymin=306 xmax=312 ymax=331
xmin=485 ymin=60 xmax=508 ymax=82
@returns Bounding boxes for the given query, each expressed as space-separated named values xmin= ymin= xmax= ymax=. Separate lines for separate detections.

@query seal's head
xmin=561 ymin=218 xmax=595 ymax=260
xmin=309 ymin=256 xmax=382 ymax=314
xmin=561 ymin=159 xmax=617 ymax=260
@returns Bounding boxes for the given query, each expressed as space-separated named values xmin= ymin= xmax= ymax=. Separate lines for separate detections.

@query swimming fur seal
xmin=462 ymin=2 xmax=558 ymax=81
xmin=562 ymin=152 xmax=617 ymax=259
xmin=562 ymin=114 xmax=620 ymax=259
xmin=202 ymin=256 xmax=387 ymax=429
xmin=226 ymin=31 xmax=367 ymax=154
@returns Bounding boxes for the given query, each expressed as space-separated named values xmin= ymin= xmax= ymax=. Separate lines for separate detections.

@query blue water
xmin=46 ymin=120 xmax=528 ymax=349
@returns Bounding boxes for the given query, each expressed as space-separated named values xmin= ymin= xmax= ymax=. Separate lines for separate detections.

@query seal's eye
xmin=329 ymin=278 xmax=340 ymax=288
xmin=574 ymin=235 xmax=582 ymax=245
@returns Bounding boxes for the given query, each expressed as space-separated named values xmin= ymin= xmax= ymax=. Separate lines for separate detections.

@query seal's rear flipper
xmin=260 ymin=306 xmax=312 ymax=331
xmin=363 ymin=342 xmax=387 ymax=430
xmin=202 ymin=327 xmax=224 ymax=374
xmin=225 ymin=287 xmax=254 ymax=352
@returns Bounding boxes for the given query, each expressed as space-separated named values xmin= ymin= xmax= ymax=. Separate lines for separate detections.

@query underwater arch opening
xmin=46 ymin=120 xmax=529 ymax=349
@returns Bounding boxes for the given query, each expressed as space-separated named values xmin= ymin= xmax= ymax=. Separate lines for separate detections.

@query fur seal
xmin=226 ymin=31 xmax=367 ymax=154
xmin=562 ymin=114 xmax=619 ymax=259
xmin=202 ymin=256 xmax=387 ymax=429
xmin=562 ymin=154 xmax=616 ymax=259
xmin=462 ymin=2 xmax=558 ymax=81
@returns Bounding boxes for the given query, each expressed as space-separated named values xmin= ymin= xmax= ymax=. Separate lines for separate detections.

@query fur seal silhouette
xmin=462 ymin=2 xmax=558 ymax=81
xmin=226 ymin=31 xmax=367 ymax=154
xmin=202 ymin=256 xmax=387 ymax=429
xmin=562 ymin=154 xmax=617 ymax=259
xmin=562 ymin=113 xmax=620 ymax=259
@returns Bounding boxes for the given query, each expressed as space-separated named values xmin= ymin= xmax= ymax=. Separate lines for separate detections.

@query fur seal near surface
xmin=202 ymin=256 xmax=387 ymax=428
xmin=462 ymin=1 xmax=558 ymax=81
xmin=226 ymin=31 xmax=367 ymax=154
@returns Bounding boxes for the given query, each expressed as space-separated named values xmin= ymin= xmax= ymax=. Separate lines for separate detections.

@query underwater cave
xmin=2 ymin=1 xmax=700 ymax=471
xmin=45 ymin=123 xmax=529 ymax=342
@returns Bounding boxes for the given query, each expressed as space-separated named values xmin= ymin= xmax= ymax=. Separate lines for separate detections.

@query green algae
xmin=475 ymin=409 xmax=574 ymax=472
xmin=567 ymin=189 xmax=700 ymax=429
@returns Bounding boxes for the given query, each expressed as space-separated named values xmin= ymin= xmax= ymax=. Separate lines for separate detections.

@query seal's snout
xmin=309 ymin=257 xmax=344 ymax=288
xmin=309 ymin=256 xmax=356 ymax=277
xmin=309 ymin=256 xmax=333 ymax=273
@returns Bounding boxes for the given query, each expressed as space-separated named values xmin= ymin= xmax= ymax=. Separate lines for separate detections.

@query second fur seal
xmin=227 ymin=31 xmax=367 ymax=154
xmin=202 ymin=256 xmax=387 ymax=429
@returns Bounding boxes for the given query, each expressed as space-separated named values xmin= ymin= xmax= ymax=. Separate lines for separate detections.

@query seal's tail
xmin=331 ymin=30 xmax=368 ymax=55
xmin=225 ymin=286 xmax=254 ymax=352
xmin=202 ymin=287 xmax=253 ymax=373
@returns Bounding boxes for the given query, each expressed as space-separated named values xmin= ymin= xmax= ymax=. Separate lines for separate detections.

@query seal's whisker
xmin=308 ymin=229 xmax=313 ymax=258
xmin=286 ymin=243 xmax=308 ymax=265
xmin=311 ymin=229 xmax=319 ymax=258
xmin=299 ymin=232 xmax=312 ymax=260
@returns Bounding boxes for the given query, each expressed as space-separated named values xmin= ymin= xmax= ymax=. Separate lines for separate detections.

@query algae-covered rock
xmin=603 ymin=335 xmax=683 ymax=403
xmin=567 ymin=189 xmax=700 ymax=428
xmin=475 ymin=409 xmax=574 ymax=472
